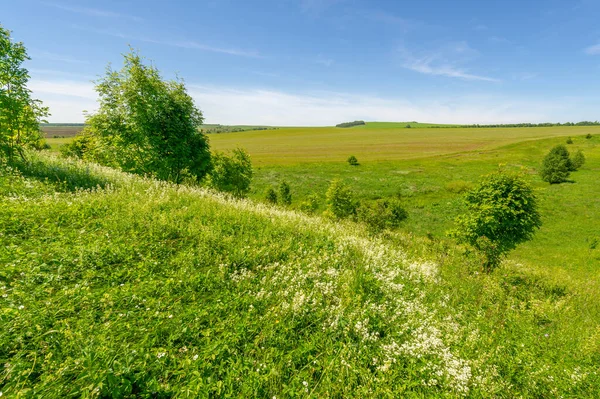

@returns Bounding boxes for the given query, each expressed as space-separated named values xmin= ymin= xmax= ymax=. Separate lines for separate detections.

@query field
xmin=41 ymin=124 xmax=84 ymax=138
xmin=208 ymin=123 xmax=600 ymax=164
xmin=6 ymin=123 xmax=600 ymax=396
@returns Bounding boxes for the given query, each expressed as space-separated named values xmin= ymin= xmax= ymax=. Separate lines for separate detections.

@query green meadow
xmin=11 ymin=123 xmax=599 ymax=397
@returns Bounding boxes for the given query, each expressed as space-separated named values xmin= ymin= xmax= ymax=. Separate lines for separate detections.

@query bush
xmin=405 ymin=124 xmax=412 ymax=128
xmin=571 ymin=150 xmax=585 ymax=170
xmin=206 ymin=148 xmax=252 ymax=197
xmin=60 ymin=133 xmax=98 ymax=159
xmin=325 ymin=180 xmax=358 ymax=219
xmin=445 ymin=180 xmax=473 ymax=194
xmin=357 ymin=198 xmax=408 ymax=231
xmin=566 ymin=137 xmax=573 ymax=144
xmin=586 ymin=133 xmax=592 ymax=139
xmin=279 ymin=181 xmax=292 ymax=206
xmin=265 ymin=187 xmax=278 ymax=204
xmin=347 ymin=155 xmax=359 ymax=166
xmin=450 ymin=171 xmax=541 ymax=271
xmin=298 ymin=193 xmax=320 ymax=214
xmin=540 ymin=145 xmax=571 ymax=183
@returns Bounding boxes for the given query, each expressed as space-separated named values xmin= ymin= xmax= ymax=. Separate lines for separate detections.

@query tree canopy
xmin=0 ymin=25 xmax=49 ymax=161
xmin=80 ymin=50 xmax=210 ymax=183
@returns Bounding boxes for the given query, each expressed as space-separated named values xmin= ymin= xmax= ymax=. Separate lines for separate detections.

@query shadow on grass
xmin=11 ymin=156 xmax=111 ymax=192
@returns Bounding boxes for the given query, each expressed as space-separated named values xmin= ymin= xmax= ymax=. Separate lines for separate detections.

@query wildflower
xmin=18 ymin=305 xmax=24 ymax=310
xmin=157 ymin=352 xmax=166 ymax=359
xmin=168 ymin=314 xmax=173 ymax=319
xmin=192 ymin=354 xmax=198 ymax=361
xmin=302 ymin=381 xmax=308 ymax=387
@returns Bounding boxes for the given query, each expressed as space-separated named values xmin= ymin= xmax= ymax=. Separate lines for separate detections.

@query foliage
xmin=59 ymin=131 xmax=98 ymax=159
xmin=2 ymin=154 xmax=600 ymax=397
xmin=450 ymin=171 xmax=541 ymax=271
xmin=405 ymin=124 xmax=412 ymax=128
xmin=81 ymin=49 xmax=210 ymax=183
xmin=540 ymin=145 xmax=572 ymax=183
xmin=357 ymin=198 xmax=408 ymax=231
xmin=571 ymin=150 xmax=586 ymax=170
xmin=298 ymin=192 xmax=320 ymax=213
xmin=278 ymin=181 xmax=292 ymax=205
xmin=206 ymin=148 xmax=253 ymax=197
xmin=566 ymin=137 xmax=573 ymax=144
xmin=347 ymin=155 xmax=359 ymax=166
xmin=586 ymin=133 xmax=592 ymax=139
xmin=0 ymin=25 xmax=49 ymax=161
xmin=265 ymin=187 xmax=278 ymax=204
xmin=335 ymin=120 xmax=366 ymax=128
xmin=325 ymin=179 xmax=358 ymax=219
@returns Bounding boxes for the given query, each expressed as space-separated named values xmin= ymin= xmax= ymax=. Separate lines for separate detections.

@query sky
xmin=3 ymin=0 xmax=600 ymax=125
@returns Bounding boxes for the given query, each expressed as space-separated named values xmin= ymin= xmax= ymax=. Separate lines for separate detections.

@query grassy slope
xmin=1 ymin=154 xmax=599 ymax=397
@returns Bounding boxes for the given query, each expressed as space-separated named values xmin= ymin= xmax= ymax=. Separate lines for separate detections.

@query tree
xmin=571 ymin=150 xmax=585 ymax=170
xmin=206 ymin=148 xmax=253 ymax=198
xmin=278 ymin=181 xmax=292 ymax=206
xmin=265 ymin=187 xmax=278 ymax=204
xmin=325 ymin=179 xmax=358 ymax=219
xmin=540 ymin=145 xmax=572 ymax=184
xmin=81 ymin=49 xmax=210 ymax=182
xmin=347 ymin=155 xmax=359 ymax=166
xmin=450 ymin=171 xmax=541 ymax=271
xmin=0 ymin=25 xmax=49 ymax=161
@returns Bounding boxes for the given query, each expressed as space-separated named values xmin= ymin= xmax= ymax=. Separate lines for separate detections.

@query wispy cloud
xmin=31 ymin=50 xmax=89 ymax=64
xmin=398 ymin=42 xmax=500 ymax=82
xmin=488 ymin=36 xmax=512 ymax=44
xmin=43 ymin=2 xmax=142 ymax=21
xmin=584 ymin=43 xmax=600 ymax=55
xmin=300 ymin=0 xmax=345 ymax=14
xmin=74 ymin=26 xmax=261 ymax=58
xmin=473 ymin=24 xmax=488 ymax=31
xmin=316 ymin=57 xmax=334 ymax=67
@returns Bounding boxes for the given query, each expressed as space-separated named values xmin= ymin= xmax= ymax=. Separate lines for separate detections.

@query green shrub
xmin=585 ymin=133 xmax=592 ymax=139
xmin=566 ymin=137 xmax=573 ymax=144
xmin=540 ymin=145 xmax=571 ymax=184
xmin=347 ymin=155 xmax=359 ymax=166
xmin=298 ymin=193 xmax=320 ymax=213
xmin=325 ymin=179 xmax=358 ymax=219
xmin=265 ymin=187 xmax=278 ymax=204
xmin=445 ymin=180 xmax=473 ymax=193
xmin=206 ymin=148 xmax=252 ymax=197
xmin=279 ymin=181 xmax=292 ymax=205
xmin=60 ymin=133 xmax=98 ymax=159
xmin=357 ymin=198 xmax=408 ymax=231
xmin=450 ymin=171 xmax=541 ymax=271
xmin=571 ymin=150 xmax=585 ymax=170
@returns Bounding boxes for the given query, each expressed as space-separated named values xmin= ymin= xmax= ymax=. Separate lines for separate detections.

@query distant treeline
xmin=202 ymin=125 xmax=278 ymax=134
xmin=41 ymin=123 xmax=86 ymax=127
xmin=336 ymin=120 xmax=366 ymax=128
xmin=453 ymin=121 xmax=600 ymax=128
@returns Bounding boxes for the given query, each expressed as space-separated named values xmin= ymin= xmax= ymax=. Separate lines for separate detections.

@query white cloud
xmin=584 ymin=43 xmax=600 ymax=55
xmin=27 ymin=77 xmax=588 ymax=125
xmin=31 ymin=50 xmax=89 ymax=64
xmin=43 ymin=2 xmax=142 ymax=21
xmin=186 ymin=85 xmax=572 ymax=126
xmin=398 ymin=42 xmax=500 ymax=82
xmin=74 ymin=26 xmax=261 ymax=58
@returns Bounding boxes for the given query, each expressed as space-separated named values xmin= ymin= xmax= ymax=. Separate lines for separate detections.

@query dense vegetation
xmin=336 ymin=120 xmax=366 ymax=128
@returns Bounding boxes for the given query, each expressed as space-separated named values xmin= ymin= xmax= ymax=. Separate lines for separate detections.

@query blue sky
xmin=4 ymin=0 xmax=600 ymax=125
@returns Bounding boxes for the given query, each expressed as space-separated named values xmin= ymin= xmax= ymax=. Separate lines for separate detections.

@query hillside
xmin=1 ymin=153 xmax=598 ymax=397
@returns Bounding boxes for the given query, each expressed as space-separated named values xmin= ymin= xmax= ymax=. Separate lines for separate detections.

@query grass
xmin=207 ymin=123 xmax=600 ymax=165
xmin=1 ymin=152 xmax=599 ymax=397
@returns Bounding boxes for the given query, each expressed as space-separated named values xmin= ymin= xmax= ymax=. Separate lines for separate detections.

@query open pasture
xmin=209 ymin=123 xmax=600 ymax=165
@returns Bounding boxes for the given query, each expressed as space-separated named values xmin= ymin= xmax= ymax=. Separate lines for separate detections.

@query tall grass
xmin=1 ymin=153 xmax=598 ymax=397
